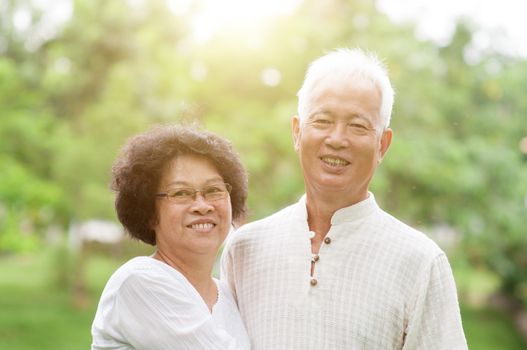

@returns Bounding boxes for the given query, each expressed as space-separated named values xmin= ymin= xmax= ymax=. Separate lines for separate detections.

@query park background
xmin=1 ymin=0 xmax=527 ymax=348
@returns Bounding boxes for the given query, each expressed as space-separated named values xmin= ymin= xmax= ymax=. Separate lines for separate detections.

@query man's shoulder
xmin=379 ymin=210 xmax=445 ymax=258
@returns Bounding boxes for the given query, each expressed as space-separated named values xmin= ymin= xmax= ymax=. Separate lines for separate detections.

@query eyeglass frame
xmin=156 ymin=182 xmax=232 ymax=203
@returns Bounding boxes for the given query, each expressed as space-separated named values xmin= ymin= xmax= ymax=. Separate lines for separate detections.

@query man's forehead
xmin=310 ymin=74 xmax=377 ymax=93
xmin=307 ymin=108 xmax=367 ymax=120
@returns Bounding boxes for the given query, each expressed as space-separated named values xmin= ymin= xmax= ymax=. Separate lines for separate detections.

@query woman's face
xmin=153 ymin=153 xmax=232 ymax=259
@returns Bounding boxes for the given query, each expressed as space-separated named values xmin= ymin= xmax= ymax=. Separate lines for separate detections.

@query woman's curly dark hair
xmin=111 ymin=125 xmax=248 ymax=245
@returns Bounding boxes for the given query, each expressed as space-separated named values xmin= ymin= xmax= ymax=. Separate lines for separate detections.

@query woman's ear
xmin=150 ymin=209 xmax=159 ymax=231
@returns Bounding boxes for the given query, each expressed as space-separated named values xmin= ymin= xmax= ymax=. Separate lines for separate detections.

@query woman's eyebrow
xmin=165 ymin=176 xmax=224 ymax=188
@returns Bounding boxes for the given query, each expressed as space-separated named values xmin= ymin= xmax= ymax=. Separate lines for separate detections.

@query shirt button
xmin=310 ymin=278 xmax=318 ymax=286
xmin=324 ymin=237 xmax=332 ymax=244
xmin=311 ymin=254 xmax=319 ymax=263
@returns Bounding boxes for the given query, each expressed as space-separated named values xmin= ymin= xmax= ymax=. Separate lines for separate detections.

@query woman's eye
xmin=171 ymin=189 xmax=193 ymax=197
xmin=205 ymin=186 xmax=222 ymax=194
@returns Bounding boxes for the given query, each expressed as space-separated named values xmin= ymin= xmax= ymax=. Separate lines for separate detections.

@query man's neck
xmin=305 ymin=190 xmax=368 ymax=250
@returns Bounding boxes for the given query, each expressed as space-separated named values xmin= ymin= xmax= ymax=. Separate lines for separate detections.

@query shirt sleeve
xmin=220 ymin=237 xmax=237 ymax=301
xmin=108 ymin=271 xmax=239 ymax=350
xmin=403 ymin=254 xmax=468 ymax=350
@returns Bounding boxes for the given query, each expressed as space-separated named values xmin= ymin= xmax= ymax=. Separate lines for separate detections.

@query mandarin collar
xmin=330 ymin=193 xmax=379 ymax=225
xmin=294 ymin=192 xmax=379 ymax=226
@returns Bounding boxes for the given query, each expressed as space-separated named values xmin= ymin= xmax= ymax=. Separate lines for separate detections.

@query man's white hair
xmin=296 ymin=48 xmax=394 ymax=129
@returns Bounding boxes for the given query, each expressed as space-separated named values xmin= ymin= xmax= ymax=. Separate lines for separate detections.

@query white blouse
xmin=91 ymin=256 xmax=250 ymax=350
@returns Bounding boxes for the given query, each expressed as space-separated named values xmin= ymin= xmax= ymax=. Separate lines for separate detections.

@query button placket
xmin=308 ymin=231 xmax=320 ymax=287
xmin=310 ymin=235 xmax=334 ymax=287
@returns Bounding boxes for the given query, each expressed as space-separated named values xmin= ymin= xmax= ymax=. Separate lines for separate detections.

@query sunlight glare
xmin=261 ymin=68 xmax=281 ymax=87
xmin=13 ymin=8 xmax=32 ymax=32
xmin=191 ymin=0 xmax=303 ymax=43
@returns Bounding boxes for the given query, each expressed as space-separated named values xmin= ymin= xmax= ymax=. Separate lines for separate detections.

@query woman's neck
xmin=153 ymin=250 xmax=218 ymax=312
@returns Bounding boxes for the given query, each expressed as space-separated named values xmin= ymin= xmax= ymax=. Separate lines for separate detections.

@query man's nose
xmin=324 ymin=122 xmax=350 ymax=149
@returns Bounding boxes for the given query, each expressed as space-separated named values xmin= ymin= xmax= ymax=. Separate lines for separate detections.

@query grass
xmin=452 ymin=257 xmax=527 ymax=348
xmin=0 ymin=249 xmax=525 ymax=349
xmin=0 ymin=250 xmax=119 ymax=350
xmin=462 ymin=305 xmax=526 ymax=349
xmin=0 ymin=287 xmax=94 ymax=349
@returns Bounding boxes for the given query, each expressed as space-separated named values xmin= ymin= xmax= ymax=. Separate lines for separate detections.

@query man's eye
xmin=312 ymin=119 xmax=332 ymax=126
xmin=350 ymin=123 xmax=367 ymax=129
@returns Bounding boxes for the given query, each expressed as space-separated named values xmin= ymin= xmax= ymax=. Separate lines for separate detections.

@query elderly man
xmin=221 ymin=48 xmax=467 ymax=349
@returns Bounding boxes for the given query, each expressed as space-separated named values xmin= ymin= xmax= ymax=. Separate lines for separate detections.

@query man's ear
xmin=292 ymin=115 xmax=301 ymax=151
xmin=378 ymin=128 xmax=392 ymax=162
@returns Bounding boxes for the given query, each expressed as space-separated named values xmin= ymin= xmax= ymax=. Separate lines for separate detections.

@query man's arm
xmin=403 ymin=254 xmax=468 ymax=350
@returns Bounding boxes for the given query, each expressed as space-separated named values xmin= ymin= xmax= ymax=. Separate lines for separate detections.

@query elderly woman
xmin=91 ymin=125 xmax=250 ymax=350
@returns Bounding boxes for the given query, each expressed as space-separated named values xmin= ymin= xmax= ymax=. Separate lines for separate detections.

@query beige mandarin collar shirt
xmin=222 ymin=193 xmax=468 ymax=350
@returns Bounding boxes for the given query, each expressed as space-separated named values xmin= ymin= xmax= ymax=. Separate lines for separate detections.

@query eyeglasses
xmin=156 ymin=183 xmax=232 ymax=203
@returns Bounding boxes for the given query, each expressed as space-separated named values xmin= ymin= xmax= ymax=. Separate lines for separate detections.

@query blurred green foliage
xmin=1 ymin=0 xmax=526 ymax=320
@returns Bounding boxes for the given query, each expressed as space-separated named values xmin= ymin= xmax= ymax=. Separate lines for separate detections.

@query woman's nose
xmin=190 ymin=193 xmax=214 ymax=214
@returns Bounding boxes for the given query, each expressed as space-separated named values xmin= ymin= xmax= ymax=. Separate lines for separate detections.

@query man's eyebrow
xmin=347 ymin=114 xmax=369 ymax=121
xmin=308 ymin=109 xmax=332 ymax=118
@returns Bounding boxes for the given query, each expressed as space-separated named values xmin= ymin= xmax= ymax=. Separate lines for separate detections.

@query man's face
xmin=292 ymin=78 xmax=392 ymax=205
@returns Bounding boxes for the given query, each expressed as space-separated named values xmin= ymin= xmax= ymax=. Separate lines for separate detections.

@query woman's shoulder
xmin=212 ymin=279 xmax=238 ymax=315
xmin=215 ymin=278 xmax=242 ymax=312
xmin=104 ymin=256 xmax=189 ymax=293
xmin=215 ymin=278 xmax=233 ymax=299
xmin=98 ymin=256 xmax=203 ymax=312
xmin=110 ymin=256 xmax=163 ymax=279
